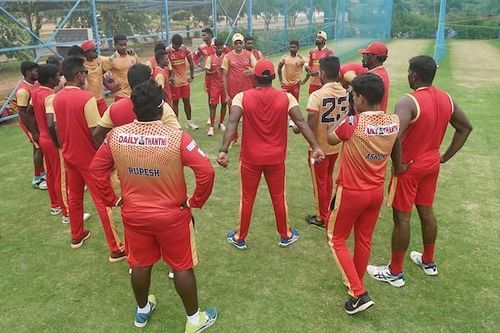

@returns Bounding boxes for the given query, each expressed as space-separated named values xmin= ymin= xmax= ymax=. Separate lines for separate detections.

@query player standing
xmin=244 ymin=35 xmax=263 ymax=61
xmin=367 ymin=55 xmax=473 ymax=286
xmin=90 ymin=80 xmax=218 ymax=332
xmin=304 ymin=31 xmax=334 ymax=95
xmin=299 ymin=56 xmax=348 ymax=228
xmin=152 ymin=50 xmax=174 ymax=105
xmin=278 ymin=40 xmax=306 ymax=102
xmin=326 ymin=73 xmax=400 ymax=314
xmin=167 ymin=34 xmax=198 ymax=129
xmin=204 ymin=39 xmax=227 ymax=136
xmin=359 ymin=42 xmax=390 ymax=112
xmin=52 ymin=56 xmax=125 ymax=261
xmin=80 ymin=40 xmax=109 ymax=115
xmin=217 ymin=59 xmax=325 ymax=249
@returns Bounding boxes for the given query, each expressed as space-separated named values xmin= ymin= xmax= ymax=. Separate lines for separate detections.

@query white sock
xmin=187 ymin=309 xmax=200 ymax=325
xmin=137 ymin=302 xmax=151 ymax=314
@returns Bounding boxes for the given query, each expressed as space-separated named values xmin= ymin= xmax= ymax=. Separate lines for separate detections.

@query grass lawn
xmin=0 ymin=39 xmax=498 ymax=332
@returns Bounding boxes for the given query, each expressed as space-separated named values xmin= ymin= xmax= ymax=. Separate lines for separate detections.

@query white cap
xmin=232 ymin=33 xmax=244 ymax=43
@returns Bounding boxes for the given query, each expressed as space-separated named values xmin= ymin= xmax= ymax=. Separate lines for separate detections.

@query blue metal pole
xmin=164 ymin=0 xmax=170 ymax=43
xmin=247 ymin=0 xmax=252 ymax=35
xmin=433 ymin=0 xmax=447 ymax=63
xmin=386 ymin=0 xmax=394 ymax=39
xmin=223 ymin=0 xmax=248 ymax=45
xmin=212 ymin=0 xmax=217 ymax=37
xmin=90 ymin=0 xmax=100 ymax=54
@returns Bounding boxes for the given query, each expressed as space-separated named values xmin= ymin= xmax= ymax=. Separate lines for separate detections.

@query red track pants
xmin=308 ymin=152 xmax=338 ymax=222
xmin=234 ymin=161 xmax=292 ymax=241
xmin=326 ymin=185 xmax=384 ymax=297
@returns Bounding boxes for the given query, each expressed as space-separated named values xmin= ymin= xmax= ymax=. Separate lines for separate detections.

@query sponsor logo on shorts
xmin=365 ymin=123 xmax=399 ymax=136
xmin=118 ymin=134 xmax=168 ymax=146
xmin=365 ymin=152 xmax=387 ymax=161
xmin=186 ymin=140 xmax=197 ymax=152
xmin=128 ymin=167 xmax=160 ymax=177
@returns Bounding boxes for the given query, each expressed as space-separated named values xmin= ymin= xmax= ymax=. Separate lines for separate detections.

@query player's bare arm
xmin=222 ymin=68 xmax=231 ymax=104
xmin=187 ymin=53 xmax=195 ymax=82
xmin=217 ymin=105 xmax=243 ymax=168
xmin=289 ymin=106 xmax=325 ymax=163
xmin=23 ymin=103 xmax=40 ymax=143
xmin=394 ymin=95 xmax=417 ymax=171
xmin=46 ymin=114 xmax=61 ymax=148
xmin=390 ymin=137 xmax=406 ymax=174
xmin=277 ymin=62 xmax=284 ymax=85
xmin=93 ymin=125 xmax=111 ymax=147
xmin=440 ymin=100 xmax=473 ymax=163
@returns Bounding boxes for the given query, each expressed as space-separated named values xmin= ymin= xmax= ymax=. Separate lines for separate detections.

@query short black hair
xmin=46 ymin=55 xmax=61 ymax=67
xmin=114 ymin=34 xmax=127 ymax=43
xmin=376 ymin=55 xmax=388 ymax=63
xmin=127 ymin=64 xmax=153 ymax=89
xmin=409 ymin=55 xmax=437 ymax=84
xmin=131 ymin=80 xmax=164 ymax=122
xmin=154 ymin=41 xmax=166 ymax=53
xmin=62 ymin=56 xmax=85 ymax=81
xmin=67 ymin=45 xmax=83 ymax=56
xmin=255 ymin=72 xmax=274 ymax=85
xmin=201 ymin=27 xmax=213 ymax=36
xmin=21 ymin=61 xmax=38 ymax=77
xmin=351 ymin=73 xmax=385 ymax=105
xmin=319 ymin=56 xmax=340 ymax=80
xmin=244 ymin=35 xmax=254 ymax=42
xmin=38 ymin=64 xmax=59 ymax=85
xmin=289 ymin=40 xmax=299 ymax=47
xmin=171 ymin=34 xmax=183 ymax=46
xmin=154 ymin=49 xmax=168 ymax=63
xmin=214 ymin=38 xmax=224 ymax=47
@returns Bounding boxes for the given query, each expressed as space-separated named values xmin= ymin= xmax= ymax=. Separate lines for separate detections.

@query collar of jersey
xmin=362 ymin=110 xmax=385 ymax=115
xmin=369 ymin=65 xmax=385 ymax=71
xmin=133 ymin=119 xmax=163 ymax=125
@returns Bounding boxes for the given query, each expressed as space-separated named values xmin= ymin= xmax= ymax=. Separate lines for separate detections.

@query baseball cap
xmin=317 ymin=31 xmax=327 ymax=40
xmin=80 ymin=40 xmax=96 ymax=53
xmin=359 ymin=41 xmax=388 ymax=56
xmin=254 ymin=59 xmax=275 ymax=77
xmin=232 ymin=33 xmax=244 ymax=43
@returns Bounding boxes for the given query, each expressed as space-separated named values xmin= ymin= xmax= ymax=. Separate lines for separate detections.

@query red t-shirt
xmin=52 ymin=86 xmax=100 ymax=167
xmin=401 ymin=86 xmax=454 ymax=169
xmin=333 ymin=112 xmax=400 ymax=190
xmin=31 ymin=86 xmax=54 ymax=140
xmin=308 ymin=47 xmax=334 ymax=87
xmin=222 ymin=50 xmax=256 ymax=98
xmin=152 ymin=66 xmax=172 ymax=102
xmin=205 ymin=53 xmax=225 ymax=89
xmin=109 ymin=97 xmax=136 ymax=127
xmin=232 ymin=87 xmax=298 ymax=165
xmin=370 ymin=66 xmax=390 ymax=112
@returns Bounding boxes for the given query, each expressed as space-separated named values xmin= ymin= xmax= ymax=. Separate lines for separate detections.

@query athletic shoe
xmin=71 ymin=230 xmax=91 ymax=249
xmin=62 ymin=213 xmax=91 ymax=224
xmin=289 ymin=119 xmax=295 ymax=127
xmin=168 ymin=271 xmax=174 ymax=279
xmin=50 ymin=207 xmax=62 ymax=215
xmin=207 ymin=127 xmax=214 ymax=136
xmin=206 ymin=118 xmax=211 ymax=125
xmin=134 ymin=294 xmax=157 ymax=328
xmin=187 ymin=120 xmax=199 ymax=130
xmin=218 ymin=123 xmax=226 ymax=132
xmin=366 ymin=265 xmax=405 ymax=287
xmin=32 ymin=177 xmax=48 ymax=190
xmin=305 ymin=214 xmax=325 ymax=229
xmin=185 ymin=307 xmax=218 ymax=333
xmin=226 ymin=231 xmax=247 ymax=250
xmin=344 ymin=292 xmax=374 ymax=315
xmin=109 ymin=250 xmax=126 ymax=263
xmin=279 ymin=228 xmax=299 ymax=247
xmin=410 ymin=251 xmax=438 ymax=276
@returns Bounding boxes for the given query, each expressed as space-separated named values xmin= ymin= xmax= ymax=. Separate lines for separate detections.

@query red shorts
xmin=19 ymin=118 xmax=39 ymax=149
xmin=209 ymin=86 xmax=226 ymax=105
xmin=170 ymin=84 xmax=190 ymax=101
xmin=96 ymin=98 xmax=108 ymax=116
xmin=387 ymin=165 xmax=440 ymax=213
xmin=281 ymin=83 xmax=300 ymax=101
xmin=124 ymin=214 xmax=198 ymax=270
xmin=204 ymin=76 xmax=210 ymax=93
xmin=309 ymin=84 xmax=322 ymax=95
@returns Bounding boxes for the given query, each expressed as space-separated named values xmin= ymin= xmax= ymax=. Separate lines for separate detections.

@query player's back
xmin=370 ymin=66 xmax=389 ymax=112
xmin=402 ymin=86 xmax=453 ymax=167
xmin=31 ymin=86 xmax=53 ymax=139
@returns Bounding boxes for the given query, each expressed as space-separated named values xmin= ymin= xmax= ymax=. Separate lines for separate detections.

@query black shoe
xmin=344 ymin=292 xmax=374 ymax=315
xmin=305 ymin=214 xmax=325 ymax=229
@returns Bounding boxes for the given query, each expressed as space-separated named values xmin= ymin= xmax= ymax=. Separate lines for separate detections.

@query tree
xmin=252 ymin=0 xmax=280 ymax=31
xmin=0 ymin=15 xmax=31 ymax=60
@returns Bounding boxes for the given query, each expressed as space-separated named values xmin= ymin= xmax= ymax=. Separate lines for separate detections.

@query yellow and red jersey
xmin=251 ymin=49 xmax=263 ymax=61
xmin=369 ymin=66 xmax=389 ymax=112
xmin=306 ymin=82 xmax=349 ymax=155
xmin=205 ymin=53 xmax=225 ymax=89
xmin=11 ymin=80 xmax=37 ymax=114
xmin=339 ymin=63 xmax=368 ymax=85
xmin=31 ymin=86 xmax=54 ymax=140
xmin=279 ymin=54 xmax=306 ymax=85
xmin=193 ymin=41 xmax=231 ymax=67
xmin=102 ymin=52 xmax=139 ymax=98
xmin=90 ymin=121 xmax=215 ymax=226
xmin=232 ymin=87 xmax=297 ymax=165
xmin=401 ymin=86 xmax=454 ymax=169
xmin=308 ymin=46 xmax=334 ymax=86
xmin=221 ymin=50 xmax=256 ymax=98
xmin=333 ymin=112 xmax=400 ymax=190
xmin=167 ymin=44 xmax=192 ymax=87
xmin=52 ymin=86 xmax=100 ymax=166
xmin=152 ymin=66 xmax=172 ymax=102
xmin=84 ymin=56 xmax=106 ymax=100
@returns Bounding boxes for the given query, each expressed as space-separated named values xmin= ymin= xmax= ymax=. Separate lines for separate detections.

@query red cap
xmin=254 ymin=59 xmax=275 ymax=77
xmin=359 ymin=41 xmax=388 ymax=56
xmin=80 ymin=40 xmax=96 ymax=53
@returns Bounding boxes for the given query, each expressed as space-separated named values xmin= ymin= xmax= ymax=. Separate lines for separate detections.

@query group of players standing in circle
xmin=10 ymin=26 xmax=473 ymax=331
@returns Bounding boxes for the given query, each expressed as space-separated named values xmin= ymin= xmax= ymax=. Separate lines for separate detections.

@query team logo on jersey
xmin=117 ymin=133 xmax=168 ymax=146
xmin=186 ymin=139 xmax=197 ymax=152
xmin=365 ymin=123 xmax=399 ymax=136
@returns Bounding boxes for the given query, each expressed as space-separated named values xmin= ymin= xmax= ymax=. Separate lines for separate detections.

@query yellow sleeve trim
xmin=84 ymin=97 xmax=101 ymax=128
xmin=97 ymin=107 xmax=114 ymax=128
xmin=232 ymin=92 xmax=244 ymax=109
xmin=406 ymin=94 xmax=420 ymax=124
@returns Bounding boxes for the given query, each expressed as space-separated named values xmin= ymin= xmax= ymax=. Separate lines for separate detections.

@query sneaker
xmin=109 ymin=250 xmax=127 ymax=263
xmin=344 ymin=292 xmax=374 ymax=315
xmin=305 ymin=214 xmax=325 ymax=229
xmin=32 ymin=177 xmax=48 ymax=190
xmin=168 ymin=271 xmax=174 ymax=279
xmin=50 ymin=207 xmax=62 ymax=215
xmin=207 ymin=127 xmax=214 ymax=136
xmin=226 ymin=231 xmax=247 ymax=250
xmin=279 ymin=228 xmax=299 ymax=247
xmin=83 ymin=213 xmax=91 ymax=222
xmin=218 ymin=123 xmax=226 ymax=132
xmin=206 ymin=118 xmax=211 ymax=125
xmin=185 ymin=307 xmax=218 ymax=333
xmin=134 ymin=294 xmax=157 ymax=328
xmin=71 ymin=230 xmax=91 ymax=249
xmin=410 ymin=251 xmax=438 ymax=276
xmin=62 ymin=213 xmax=91 ymax=224
xmin=366 ymin=265 xmax=405 ymax=287
xmin=289 ymin=119 xmax=295 ymax=127
xmin=187 ymin=120 xmax=199 ymax=130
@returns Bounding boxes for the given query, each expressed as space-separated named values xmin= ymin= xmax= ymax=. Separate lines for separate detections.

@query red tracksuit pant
xmin=326 ymin=185 xmax=384 ymax=297
xmin=234 ymin=162 xmax=292 ymax=241
xmin=308 ymin=152 xmax=338 ymax=222
xmin=65 ymin=162 xmax=123 ymax=253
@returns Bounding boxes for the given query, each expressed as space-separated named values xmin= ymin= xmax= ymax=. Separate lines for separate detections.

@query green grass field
xmin=0 ymin=39 xmax=499 ymax=333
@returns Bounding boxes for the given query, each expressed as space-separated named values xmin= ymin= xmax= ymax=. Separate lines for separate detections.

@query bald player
xmin=359 ymin=41 xmax=390 ymax=112
xmin=367 ymin=55 xmax=473 ymax=287
xmin=304 ymin=31 xmax=334 ymax=94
